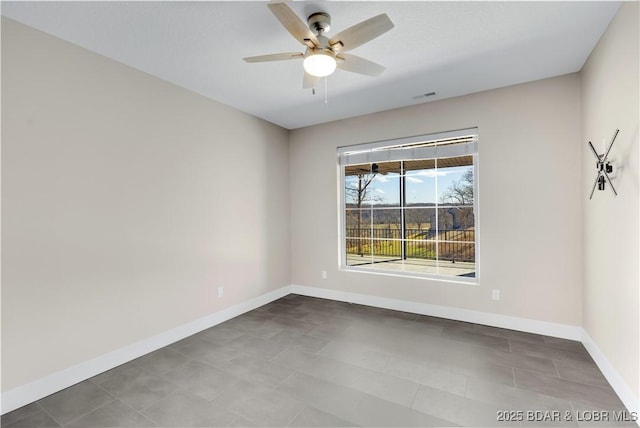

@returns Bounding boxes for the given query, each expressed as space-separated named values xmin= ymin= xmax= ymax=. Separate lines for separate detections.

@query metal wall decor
xmin=588 ymin=129 xmax=619 ymax=200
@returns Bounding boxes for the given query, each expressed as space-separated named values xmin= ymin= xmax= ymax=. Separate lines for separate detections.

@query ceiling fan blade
xmin=337 ymin=53 xmax=385 ymax=76
xmin=329 ymin=14 xmax=394 ymax=53
xmin=243 ymin=52 xmax=304 ymax=63
xmin=268 ymin=2 xmax=319 ymax=48
xmin=303 ymin=71 xmax=321 ymax=89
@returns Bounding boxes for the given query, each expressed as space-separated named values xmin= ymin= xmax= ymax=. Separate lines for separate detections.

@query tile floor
xmin=2 ymin=294 xmax=634 ymax=427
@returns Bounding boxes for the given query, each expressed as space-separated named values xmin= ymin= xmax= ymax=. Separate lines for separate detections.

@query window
xmin=338 ymin=128 xmax=478 ymax=282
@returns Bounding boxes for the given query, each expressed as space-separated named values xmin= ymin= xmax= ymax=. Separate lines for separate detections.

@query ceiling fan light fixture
xmin=303 ymin=51 xmax=337 ymax=77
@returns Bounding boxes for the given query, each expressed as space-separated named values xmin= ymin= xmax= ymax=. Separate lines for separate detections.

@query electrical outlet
xmin=321 ymin=270 xmax=327 ymax=280
xmin=217 ymin=287 xmax=224 ymax=298
xmin=492 ymin=289 xmax=500 ymax=301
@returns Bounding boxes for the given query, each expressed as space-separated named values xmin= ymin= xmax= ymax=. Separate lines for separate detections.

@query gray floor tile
xmin=65 ymin=399 xmax=157 ymax=427
xmin=383 ymin=355 xmax=468 ymax=396
xmin=555 ymin=359 xmax=610 ymax=389
xmin=1 ymin=403 xmax=44 ymax=427
xmin=510 ymin=339 xmax=593 ymax=363
xmin=142 ymin=390 xmax=237 ymax=427
xmin=227 ymin=389 xmax=305 ymax=427
xmin=474 ymin=324 xmax=547 ymax=346
xmin=38 ymin=381 xmax=115 ymax=426
xmin=223 ymin=334 xmax=286 ymax=360
xmin=287 ymin=406 xmax=359 ymax=427
xmin=276 ymin=371 xmax=454 ymax=427
xmin=272 ymin=347 xmax=417 ymax=406
xmin=211 ymin=355 xmax=295 ymax=388
xmin=170 ymin=337 xmax=228 ymax=362
xmin=163 ymin=360 xmax=240 ymax=401
xmin=466 ymin=377 xmax=577 ymax=426
xmin=441 ymin=325 xmax=511 ymax=351
xmin=269 ymin=317 xmax=319 ymax=335
xmin=380 ymin=316 xmax=444 ymax=337
xmin=90 ymin=362 xmax=140 ymax=385
xmin=98 ymin=365 xmax=179 ymax=410
xmin=229 ymin=416 xmax=258 ymax=427
xmin=544 ymin=337 xmax=587 ymax=352
xmin=268 ymin=330 xmax=330 ymax=354
xmin=6 ymin=295 xmax=630 ymax=428
xmin=515 ymin=369 xmax=624 ymax=409
xmin=426 ymin=352 xmax=516 ymax=387
xmin=198 ymin=324 xmax=245 ymax=345
xmin=2 ymin=407 xmax=60 ymax=428
xmin=317 ymin=339 xmax=390 ymax=371
xmin=276 ymin=372 xmax=372 ymax=420
xmin=349 ymin=393 xmax=459 ymax=427
xmin=132 ymin=347 xmax=190 ymax=376
xmin=488 ymin=348 xmax=559 ymax=377
xmin=210 ymin=379 xmax=274 ymax=409
xmin=412 ymin=384 xmax=515 ymax=427
xmin=322 ymin=359 xmax=420 ymax=407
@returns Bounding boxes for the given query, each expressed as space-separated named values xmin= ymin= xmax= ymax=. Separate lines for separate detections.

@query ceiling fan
xmin=243 ymin=2 xmax=394 ymax=89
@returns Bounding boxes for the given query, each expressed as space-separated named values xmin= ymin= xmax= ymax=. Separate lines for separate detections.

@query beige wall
xmin=581 ymin=2 xmax=639 ymax=404
xmin=1 ymin=18 xmax=290 ymax=391
xmin=290 ymin=74 xmax=583 ymax=326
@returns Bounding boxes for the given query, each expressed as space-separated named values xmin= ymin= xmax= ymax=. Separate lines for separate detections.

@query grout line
xmin=273 ymin=369 xmax=297 ymax=390
xmin=552 ymin=359 xmax=561 ymax=378
xmin=35 ymin=401 xmax=63 ymax=428
xmin=463 ymin=375 xmax=470 ymax=398
xmin=58 ymin=396 xmax=117 ymax=427
xmin=284 ymin=405 xmax=306 ymax=427
xmin=409 ymin=384 xmax=421 ymax=409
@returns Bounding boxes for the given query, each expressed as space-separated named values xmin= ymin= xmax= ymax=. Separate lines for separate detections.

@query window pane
xmin=405 ymin=239 xmax=437 ymax=260
xmin=370 ymin=171 xmax=400 ymax=207
xmin=345 ymin=164 xmax=377 ymax=206
xmin=371 ymin=239 xmax=402 ymax=259
xmin=436 ymin=161 xmax=474 ymax=207
xmin=372 ymin=208 xmax=401 ymax=233
xmin=437 ymin=243 xmax=476 ymax=278
xmin=405 ymin=167 xmax=436 ymax=206
xmin=404 ymin=207 xmax=435 ymax=239
xmin=345 ymin=238 xmax=372 ymax=266
xmin=345 ymin=209 xmax=371 ymax=238
xmin=437 ymin=207 xmax=475 ymax=233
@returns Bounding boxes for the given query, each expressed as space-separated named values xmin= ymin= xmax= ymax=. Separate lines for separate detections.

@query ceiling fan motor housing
xmin=308 ymin=12 xmax=331 ymax=35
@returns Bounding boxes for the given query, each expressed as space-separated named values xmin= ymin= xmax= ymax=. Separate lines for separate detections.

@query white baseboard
xmin=0 ymin=285 xmax=291 ymax=415
xmin=291 ymin=284 xmax=582 ymax=340
xmin=582 ymin=330 xmax=640 ymax=422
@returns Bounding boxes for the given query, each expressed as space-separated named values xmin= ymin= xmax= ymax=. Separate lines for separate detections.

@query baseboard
xmin=581 ymin=330 xmax=640 ymax=423
xmin=291 ymin=284 xmax=582 ymax=340
xmin=0 ymin=285 xmax=291 ymax=415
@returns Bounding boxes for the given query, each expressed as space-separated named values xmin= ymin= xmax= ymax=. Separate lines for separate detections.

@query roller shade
xmin=338 ymin=128 xmax=478 ymax=166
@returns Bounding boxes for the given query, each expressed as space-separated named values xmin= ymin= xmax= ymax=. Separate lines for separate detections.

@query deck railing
xmin=345 ymin=228 xmax=475 ymax=263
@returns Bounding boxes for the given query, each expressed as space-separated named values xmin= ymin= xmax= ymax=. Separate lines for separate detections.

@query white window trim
xmin=337 ymin=128 xmax=480 ymax=285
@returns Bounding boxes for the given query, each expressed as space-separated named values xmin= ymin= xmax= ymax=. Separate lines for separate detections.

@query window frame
xmin=337 ymin=128 xmax=480 ymax=284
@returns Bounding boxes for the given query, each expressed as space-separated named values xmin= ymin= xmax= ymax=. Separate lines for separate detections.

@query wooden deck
xmin=346 ymin=254 xmax=475 ymax=277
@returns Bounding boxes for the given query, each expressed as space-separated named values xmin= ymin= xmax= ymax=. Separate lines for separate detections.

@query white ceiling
xmin=2 ymin=1 xmax=620 ymax=130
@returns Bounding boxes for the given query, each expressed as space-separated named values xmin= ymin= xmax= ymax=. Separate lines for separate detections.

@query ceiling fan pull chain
xmin=324 ymin=76 xmax=328 ymax=104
